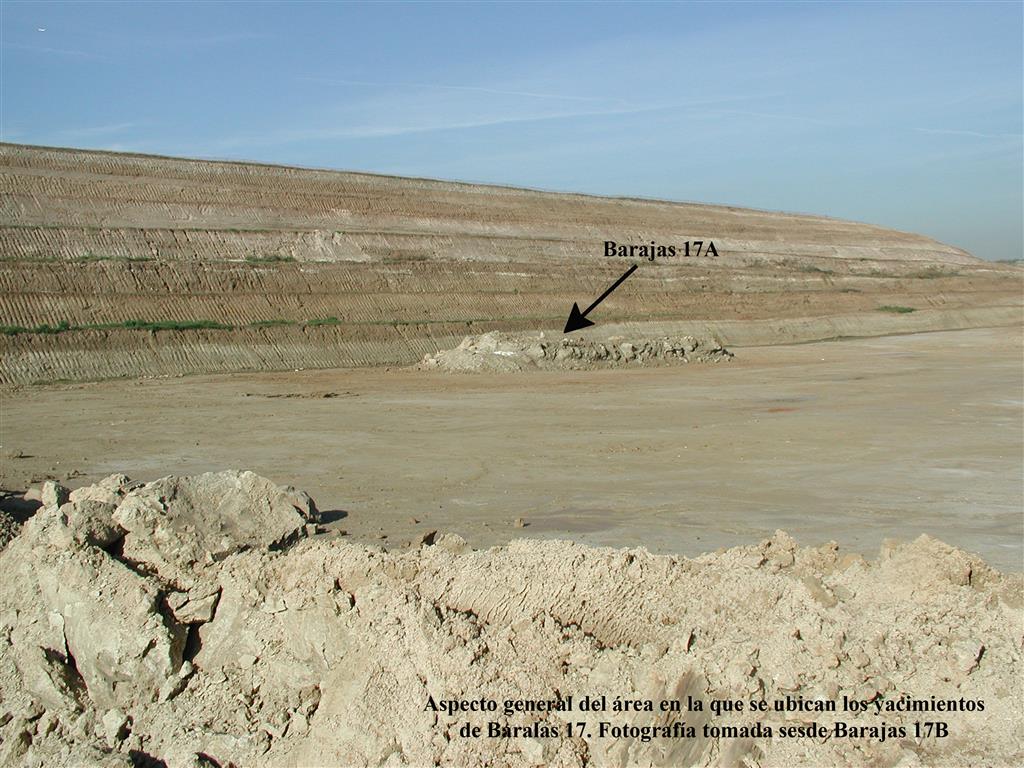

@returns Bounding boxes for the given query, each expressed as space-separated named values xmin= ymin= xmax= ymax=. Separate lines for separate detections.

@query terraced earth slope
xmin=1 ymin=143 xmax=1019 ymax=384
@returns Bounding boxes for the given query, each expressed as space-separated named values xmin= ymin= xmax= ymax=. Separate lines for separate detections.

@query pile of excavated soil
xmin=419 ymin=331 xmax=734 ymax=372
xmin=1 ymin=472 xmax=1021 ymax=768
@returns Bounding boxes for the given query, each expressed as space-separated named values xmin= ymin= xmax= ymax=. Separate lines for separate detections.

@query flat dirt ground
xmin=3 ymin=325 xmax=1021 ymax=571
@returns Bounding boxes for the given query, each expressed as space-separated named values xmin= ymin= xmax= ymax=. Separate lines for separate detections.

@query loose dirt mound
xmin=0 ymin=472 xmax=1020 ymax=767
xmin=420 ymin=331 xmax=734 ymax=372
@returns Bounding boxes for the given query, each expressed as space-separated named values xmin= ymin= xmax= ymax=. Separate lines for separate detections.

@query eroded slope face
xmin=0 ymin=144 xmax=978 ymax=263
xmin=1 ymin=472 xmax=1021 ymax=767
xmin=1 ymin=143 xmax=1020 ymax=384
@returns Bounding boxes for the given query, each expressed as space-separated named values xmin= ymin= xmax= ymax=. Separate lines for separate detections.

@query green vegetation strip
xmin=1 ymin=316 xmax=538 ymax=336
xmin=2 ymin=320 xmax=233 ymax=335
xmin=877 ymin=305 xmax=916 ymax=313
xmin=244 ymin=254 xmax=296 ymax=263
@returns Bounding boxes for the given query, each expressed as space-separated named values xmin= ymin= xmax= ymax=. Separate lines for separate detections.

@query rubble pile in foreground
xmin=0 ymin=472 xmax=1020 ymax=767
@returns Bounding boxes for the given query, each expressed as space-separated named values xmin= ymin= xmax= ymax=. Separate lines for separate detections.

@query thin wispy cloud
xmin=913 ymin=127 xmax=1022 ymax=140
xmin=54 ymin=122 xmax=143 ymax=139
xmin=219 ymin=103 xmax=670 ymax=148
xmin=300 ymin=76 xmax=617 ymax=104
xmin=711 ymin=109 xmax=837 ymax=127
xmin=215 ymin=80 xmax=802 ymax=152
xmin=3 ymin=42 xmax=106 ymax=60
xmin=150 ymin=31 xmax=271 ymax=47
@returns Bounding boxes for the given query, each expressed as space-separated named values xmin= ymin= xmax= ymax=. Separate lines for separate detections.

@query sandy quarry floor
xmin=3 ymin=325 xmax=1020 ymax=572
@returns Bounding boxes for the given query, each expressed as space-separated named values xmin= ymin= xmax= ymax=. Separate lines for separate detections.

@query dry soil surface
xmin=3 ymin=326 xmax=1021 ymax=573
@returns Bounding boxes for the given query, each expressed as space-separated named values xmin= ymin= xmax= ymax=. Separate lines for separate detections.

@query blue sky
xmin=2 ymin=1 xmax=1021 ymax=260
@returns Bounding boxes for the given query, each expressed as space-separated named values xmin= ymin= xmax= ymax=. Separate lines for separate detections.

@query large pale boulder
xmin=112 ymin=470 xmax=319 ymax=588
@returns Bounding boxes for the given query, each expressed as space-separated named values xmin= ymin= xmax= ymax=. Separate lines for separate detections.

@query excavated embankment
xmin=1 ymin=472 xmax=1020 ymax=767
xmin=2 ymin=143 xmax=1021 ymax=384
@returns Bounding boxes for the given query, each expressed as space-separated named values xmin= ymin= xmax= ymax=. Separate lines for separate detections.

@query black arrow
xmin=563 ymin=263 xmax=638 ymax=333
